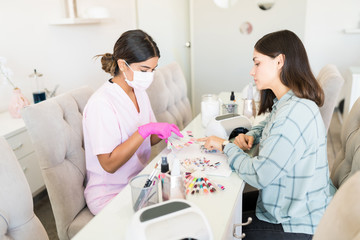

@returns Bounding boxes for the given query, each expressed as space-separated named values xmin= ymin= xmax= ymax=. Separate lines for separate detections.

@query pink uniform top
xmin=82 ymin=81 xmax=156 ymax=215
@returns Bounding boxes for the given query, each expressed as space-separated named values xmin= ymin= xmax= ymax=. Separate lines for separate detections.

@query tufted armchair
xmin=0 ymin=136 xmax=48 ymax=240
xmin=21 ymin=86 xmax=94 ymax=240
xmin=147 ymin=62 xmax=193 ymax=158
xmin=317 ymin=64 xmax=344 ymax=131
xmin=331 ymin=96 xmax=360 ymax=188
xmin=313 ymin=171 xmax=360 ymax=239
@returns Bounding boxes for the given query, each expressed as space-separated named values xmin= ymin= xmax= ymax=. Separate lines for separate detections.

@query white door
xmin=190 ymin=0 xmax=307 ymax=114
xmin=136 ymin=0 xmax=192 ymax=103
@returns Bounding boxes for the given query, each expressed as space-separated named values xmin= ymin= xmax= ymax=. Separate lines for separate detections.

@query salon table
xmin=72 ymin=113 xmax=256 ymax=240
xmin=73 ymin=91 xmax=266 ymax=240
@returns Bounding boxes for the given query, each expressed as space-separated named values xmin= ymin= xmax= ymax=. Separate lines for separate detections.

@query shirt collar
xmin=272 ymin=90 xmax=294 ymax=110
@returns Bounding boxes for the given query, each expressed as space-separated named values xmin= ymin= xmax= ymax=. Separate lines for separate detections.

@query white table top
xmin=0 ymin=111 xmax=26 ymax=137
xmin=73 ymin=115 xmax=245 ymax=240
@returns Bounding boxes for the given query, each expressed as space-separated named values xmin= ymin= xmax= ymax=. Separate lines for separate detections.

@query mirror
xmin=257 ymin=0 xmax=275 ymax=11
xmin=213 ymin=0 xmax=239 ymax=9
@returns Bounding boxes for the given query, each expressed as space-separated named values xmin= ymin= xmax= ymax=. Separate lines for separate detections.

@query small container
xmin=161 ymin=156 xmax=169 ymax=173
xmin=243 ymin=83 xmax=256 ymax=118
xmin=30 ymin=69 xmax=46 ymax=104
xmin=130 ymin=174 xmax=159 ymax=212
xmin=160 ymin=156 xmax=170 ymax=201
xmin=243 ymin=99 xmax=254 ymax=118
xmin=8 ymin=88 xmax=30 ymax=118
xmin=162 ymin=158 xmax=186 ymax=201
xmin=222 ymin=91 xmax=238 ymax=114
xmin=162 ymin=174 xmax=186 ymax=201
xmin=33 ymin=91 xmax=46 ymax=104
xmin=201 ymin=94 xmax=220 ymax=127
xmin=222 ymin=103 xmax=238 ymax=114
xmin=230 ymin=91 xmax=235 ymax=101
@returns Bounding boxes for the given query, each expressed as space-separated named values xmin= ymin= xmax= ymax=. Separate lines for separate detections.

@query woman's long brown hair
xmin=255 ymin=30 xmax=324 ymax=115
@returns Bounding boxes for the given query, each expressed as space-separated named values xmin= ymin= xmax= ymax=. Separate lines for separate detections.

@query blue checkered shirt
xmin=224 ymin=90 xmax=336 ymax=234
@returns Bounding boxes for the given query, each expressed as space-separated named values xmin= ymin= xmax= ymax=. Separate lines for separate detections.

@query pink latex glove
xmin=138 ymin=122 xmax=183 ymax=140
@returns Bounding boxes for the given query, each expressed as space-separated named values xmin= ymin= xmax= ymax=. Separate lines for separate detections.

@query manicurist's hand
xmin=233 ymin=134 xmax=254 ymax=151
xmin=198 ymin=136 xmax=225 ymax=152
xmin=138 ymin=122 xmax=183 ymax=140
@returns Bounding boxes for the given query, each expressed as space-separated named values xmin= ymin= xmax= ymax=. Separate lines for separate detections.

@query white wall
xmin=1 ymin=0 xmax=360 ymax=114
xmin=0 ymin=0 xmax=137 ymax=112
xmin=304 ymin=0 xmax=360 ymax=103
xmin=191 ymin=0 xmax=307 ymax=113
xmin=136 ymin=0 xmax=191 ymax=101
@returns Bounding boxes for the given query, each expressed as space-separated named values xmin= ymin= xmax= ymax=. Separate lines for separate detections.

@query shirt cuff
xmin=245 ymin=132 xmax=259 ymax=145
xmin=223 ymin=143 xmax=238 ymax=154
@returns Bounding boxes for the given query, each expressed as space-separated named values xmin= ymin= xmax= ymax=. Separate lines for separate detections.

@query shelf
xmin=344 ymin=28 xmax=360 ymax=34
xmin=50 ymin=17 xmax=110 ymax=25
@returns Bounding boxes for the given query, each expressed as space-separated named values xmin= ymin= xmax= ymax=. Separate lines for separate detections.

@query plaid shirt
xmin=224 ymin=90 xmax=336 ymax=234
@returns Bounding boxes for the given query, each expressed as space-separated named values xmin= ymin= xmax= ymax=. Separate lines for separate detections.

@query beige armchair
xmin=331 ymin=96 xmax=360 ymax=188
xmin=147 ymin=62 xmax=193 ymax=158
xmin=313 ymin=96 xmax=360 ymax=239
xmin=317 ymin=64 xmax=345 ymax=131
xmin=0 ymin=136 xmax=48 ymax=240
xmin=313 ymin=171 xmax=360 ymax=240
xmin=21 ymin=86 xmax=94 ymax=240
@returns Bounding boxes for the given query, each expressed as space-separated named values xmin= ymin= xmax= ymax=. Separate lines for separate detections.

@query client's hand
xmin=138 ymin=122 xmax=183 ymax=140
xmin=198 ymin=136 xmax=225 ymax=152
xmin=233 ymin=134 xmax=254 ymax=151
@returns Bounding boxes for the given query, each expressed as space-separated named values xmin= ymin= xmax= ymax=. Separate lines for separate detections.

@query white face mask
xmin=122 ymin=61 xmax=154 ymax=90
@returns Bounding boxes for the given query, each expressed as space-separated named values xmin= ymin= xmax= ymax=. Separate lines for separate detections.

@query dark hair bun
xmin=100 ymin=53 xmax=116 ymax=76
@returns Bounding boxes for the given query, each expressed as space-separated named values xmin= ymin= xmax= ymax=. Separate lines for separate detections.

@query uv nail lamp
xmin=205 ymin=113 xmax=252 ymax=139
xmin=126 ymin=199 xmax=213 ymax=240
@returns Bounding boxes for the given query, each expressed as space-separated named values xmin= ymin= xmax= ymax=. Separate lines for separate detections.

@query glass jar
xmin=201 ymin=94 xmax=220 ymax=127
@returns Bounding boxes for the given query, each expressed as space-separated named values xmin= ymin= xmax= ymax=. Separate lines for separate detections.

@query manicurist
xmin=83 ymin=29 xmax=182 ymax=215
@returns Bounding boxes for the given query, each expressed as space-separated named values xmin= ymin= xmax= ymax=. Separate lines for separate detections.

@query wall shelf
xmin=50 ymin=17 xmax=110 ymax=26
xmin=344 ymin=28 xmax=360 ymax=34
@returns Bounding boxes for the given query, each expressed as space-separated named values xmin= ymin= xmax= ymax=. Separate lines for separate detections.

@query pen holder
xmin=162 ymin=173 xmax=186 ymax=201
xmin=130 ymin=174 xmax=159 ymax=212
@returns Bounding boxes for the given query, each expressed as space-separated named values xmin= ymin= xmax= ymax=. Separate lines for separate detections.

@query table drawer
xmin=6 ymin=130 xmax=34 ymax=159
xmin=19 ymin=152 xmax=45 ymax=196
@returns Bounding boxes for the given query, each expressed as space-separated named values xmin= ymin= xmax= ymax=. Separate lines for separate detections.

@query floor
xmin=33 ymin=110 xmax=343 ymax=240
xmin=33 ymin=190 xmax=59 ymax=240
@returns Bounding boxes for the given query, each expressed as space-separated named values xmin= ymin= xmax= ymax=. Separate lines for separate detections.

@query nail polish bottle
xmin=160 ymin=156 xmax=170 ymax=201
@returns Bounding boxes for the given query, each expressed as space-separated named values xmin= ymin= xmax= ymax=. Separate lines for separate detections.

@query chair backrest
xmin=317 ymin=64 xmax=345 ymax=131
xmin=147 ymin=62 xmax=192 ymax=129
xmin=313 ymin=171 xmax=360 ymax=240
xmin=0 ymin=136 xmax=48 ymax=240
xmin=331 ymin=96 xmax=360 ymax=188
xmin=147 ymin=62 xmax=193 ymax=157
xmin=21 ymin=86 xmax=94 ymax=240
